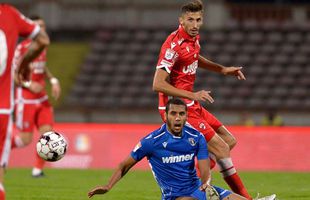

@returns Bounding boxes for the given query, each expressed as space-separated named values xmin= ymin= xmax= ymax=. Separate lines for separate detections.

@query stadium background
xmin=3 ymin=0 xmax=310 ymax=199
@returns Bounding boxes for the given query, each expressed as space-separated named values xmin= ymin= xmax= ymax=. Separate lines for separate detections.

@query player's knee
xmin=227 ymin=136 xmax=237 ymax=150
xmin=208 ymin=137 xmax=230 ymax=159
xmin=21 ymin=136 xmax=32 ymax=146
xmin=39 ymin=125 xmax=52 ymax=134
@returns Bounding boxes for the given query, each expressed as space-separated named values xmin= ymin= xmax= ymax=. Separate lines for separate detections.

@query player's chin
xmin=173 ymin=124 xmax=182 ymax=133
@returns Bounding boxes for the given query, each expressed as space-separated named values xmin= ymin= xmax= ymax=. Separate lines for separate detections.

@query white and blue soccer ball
xmin=36 ymin=131 xmax=67 ymax=162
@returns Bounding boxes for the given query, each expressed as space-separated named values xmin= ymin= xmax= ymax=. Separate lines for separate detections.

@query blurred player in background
xmin=11 ymin=15 xmax=61 ymax=178
xmin=0 ymin=3 xmax=49 ymax=199
xmin=88 ymin=98 xmax=253 ymax=200
xmin=152 ymin=1 xmax=275 ymax=200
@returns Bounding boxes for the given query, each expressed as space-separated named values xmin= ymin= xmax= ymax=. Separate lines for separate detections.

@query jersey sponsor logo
xmin=31 ymin=61 xmax=45 ymax=74
xmin=188 ymin=138 xmax=196 ymax=146
xmin=162 ymin=153 xmax=194 ymax=164
xmin=182 ymin=60 xmax=198 ymax=75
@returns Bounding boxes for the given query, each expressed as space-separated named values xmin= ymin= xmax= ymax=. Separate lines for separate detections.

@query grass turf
xmin=5 ymin=168 xmax=310 ymax=200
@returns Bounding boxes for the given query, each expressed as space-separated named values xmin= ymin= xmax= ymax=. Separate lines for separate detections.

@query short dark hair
xmin=181 ymin=0 xmax=203 ymax=14
xmin=29 ymin=15 xmax=42 ymax=21
xmin=165 ymin=98 xmax=187 ymax=114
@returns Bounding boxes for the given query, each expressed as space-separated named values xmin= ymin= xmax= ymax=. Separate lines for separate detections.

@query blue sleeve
xmin=130 ymin=137 xmax=153 ymax=161
xmin=197 ymin=134 xmax=209 ymax=160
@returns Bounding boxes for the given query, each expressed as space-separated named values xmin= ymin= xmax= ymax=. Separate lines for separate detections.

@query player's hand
xmin=88 ymin=185 xmax=110 ymax=198
xmin=199 ymin=182 xmax=211 ymax=191
xmin=193 ymin=90 xmax=214 ymax=104
xmin=16 ymin=64 xmax=31 ymax=83
xmin=51 ymin=83 xmax=61 ymax=100
xmin=222 ymin=66 xmax=246 ymax=80
xmin=29 ymin=81 xmax=44 ymax=93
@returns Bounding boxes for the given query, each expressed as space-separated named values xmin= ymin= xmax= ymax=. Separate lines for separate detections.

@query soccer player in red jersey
xmin=152 ymin=1 xmax=270 ymax=199
xmin=12 ymin=16 xmax=61 ymax=177
xmin=0 ymin=4 xmax=49 ymax=199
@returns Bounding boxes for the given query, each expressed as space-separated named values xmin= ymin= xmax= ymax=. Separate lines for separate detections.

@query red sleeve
xmin=8 ymin=5 xmax=40 ymax=38
xmin=156 ymin=41 xmax=179 ymax=74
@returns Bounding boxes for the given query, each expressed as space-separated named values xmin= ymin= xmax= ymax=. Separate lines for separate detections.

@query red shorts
xmin=159 ymin=101 xmax=222 ymax=142
xmin=15 ymin=99 xmax=54 ymax=132
xmin=0 ymin=114 xmax=13 ymax=167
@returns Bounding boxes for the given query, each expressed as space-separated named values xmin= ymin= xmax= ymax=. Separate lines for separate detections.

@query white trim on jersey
xmin=153 ymin=132 xmax=166 ymax=139
xmin=15 ymin=88 xmax=24 ymax=129
xmin=29 ymin=25 xmax=40 ymax=39
xmin=0 ymin=114 xmax=13 ymax=167
xmin=185 ymin=130 xmax=198 ymax=137
xmin=0 ymin=109 xmax=12 ymax=114
xmin=15 ymin=93 xmax=48 ymax=104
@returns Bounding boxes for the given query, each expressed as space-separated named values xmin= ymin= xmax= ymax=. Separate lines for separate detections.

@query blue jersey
xmin=131 ymin=124 xmax=208 ymax=199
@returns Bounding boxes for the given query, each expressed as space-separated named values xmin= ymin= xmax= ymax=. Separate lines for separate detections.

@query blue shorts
xmin=163 ymin=185 xmax=232 ymax=200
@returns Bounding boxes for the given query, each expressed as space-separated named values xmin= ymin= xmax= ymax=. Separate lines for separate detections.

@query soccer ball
xmin=36 ymin=131 xmax=67 ymax=162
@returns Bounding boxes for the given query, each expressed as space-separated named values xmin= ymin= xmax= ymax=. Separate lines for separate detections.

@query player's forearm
xmin=198 ymin=159 xmax=211 ymax=184
xmin=198 ymin=55 xmax=226 ymax=74
xmin=153 ymin=80 xmax=194 ymax=100
xmin=19 ymin=38 xmax=49 ymax=71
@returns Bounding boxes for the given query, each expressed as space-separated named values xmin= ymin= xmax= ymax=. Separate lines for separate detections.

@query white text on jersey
xmin=162 ymin=153 xmax=194 ymax=164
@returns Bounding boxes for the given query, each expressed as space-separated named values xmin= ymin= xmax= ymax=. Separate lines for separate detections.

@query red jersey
xmin=156 ymin=25 xmax=200 ymax=109
xmin=0 ymin=4 xmax=39 ymax=113
xmin=14 ymin=39 xmax=48 ymax=100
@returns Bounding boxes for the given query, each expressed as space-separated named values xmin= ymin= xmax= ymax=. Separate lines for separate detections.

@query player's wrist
xmin=50 ymin=77 xmax=59 ymax=85
xmin=22 ymin=80 xmax=32 ymax=88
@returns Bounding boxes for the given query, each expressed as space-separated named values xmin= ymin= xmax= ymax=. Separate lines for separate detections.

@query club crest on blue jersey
xmin=188 ymin=138 xmax=196 ymax=146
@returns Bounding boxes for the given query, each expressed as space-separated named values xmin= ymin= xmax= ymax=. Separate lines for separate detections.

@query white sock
xmin=32 ymin=168 xmax=42 ymax=176
xmin=0 ymin=183 xmax=4 ymax=192
xmin=217 ymin=158 xmax=237 ymax=177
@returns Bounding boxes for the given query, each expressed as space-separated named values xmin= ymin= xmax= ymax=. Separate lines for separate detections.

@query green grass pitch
xmin=5 ymin=168 xmax=310 ymax=200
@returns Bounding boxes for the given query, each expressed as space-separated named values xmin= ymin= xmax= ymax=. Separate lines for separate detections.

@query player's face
xmin=179 ymin=11 xmax=203 ymax=37
xmin=35 ymin=19 xmax=46 ymax=31
xmin=165 ymin=104 xmax=187 ymax=136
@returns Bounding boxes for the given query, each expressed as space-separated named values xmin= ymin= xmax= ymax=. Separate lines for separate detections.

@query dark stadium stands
xmin=66 ymin=22 xmax=309 ymax=111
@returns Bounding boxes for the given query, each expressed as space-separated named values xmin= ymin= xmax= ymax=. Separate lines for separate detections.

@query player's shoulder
xmin=0 ymin=4 xmax=18 ymax=15
xmin=143 ymin=124 xmax=167 ymax=141
xmin=162 ymin=29 xmax=183 ymax=51
xmin=183 ymin=124 xmax=203 ymax=138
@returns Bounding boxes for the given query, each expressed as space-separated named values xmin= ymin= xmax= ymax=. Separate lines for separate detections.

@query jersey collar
xmin=178 ymin=25 xmax=200 ymax=43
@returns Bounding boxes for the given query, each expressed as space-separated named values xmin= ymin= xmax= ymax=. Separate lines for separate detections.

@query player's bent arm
xmin=153 ymin=69 xmax=214 ymax=103
xmin=18 ymin=29 xmax=50 ymax=81
xmin=88 ymin=155 xmax=138 ymax=198
xmin=153 ymin=68 xmax=195 ymax=100
xmin=197 ymin=159 xmax=211 ymax=190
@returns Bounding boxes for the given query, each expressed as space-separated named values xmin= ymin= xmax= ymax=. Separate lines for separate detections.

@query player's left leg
xmin=32 ymin=102 xmax=54 ymax=177
xmin=200 ymin=108 xmax=252 ymax=200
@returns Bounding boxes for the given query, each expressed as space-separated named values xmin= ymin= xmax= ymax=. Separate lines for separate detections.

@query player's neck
xmin=166 ymin=127 xmax=182 ymax=137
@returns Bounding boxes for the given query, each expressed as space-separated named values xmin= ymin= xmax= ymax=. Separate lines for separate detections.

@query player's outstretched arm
xmin=198 ymin=55 xmax=246 ymax=80
xmin=153 ymin=68 xmax=214 ymax=103
xmin=17 ymin=29 xmax=50 ymax=83
xmin=88 ymin=155 xmax=137 ymax=198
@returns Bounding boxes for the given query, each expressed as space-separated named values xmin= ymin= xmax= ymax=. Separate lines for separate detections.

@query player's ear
xmin=179 ymin=16 xmax=183 ymax=26
xmin=164 ymin=112 xmax=167 ymax=121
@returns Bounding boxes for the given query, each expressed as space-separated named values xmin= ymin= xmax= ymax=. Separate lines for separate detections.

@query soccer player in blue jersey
xmin=88 ymin=98 xmax=255 ymax=200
